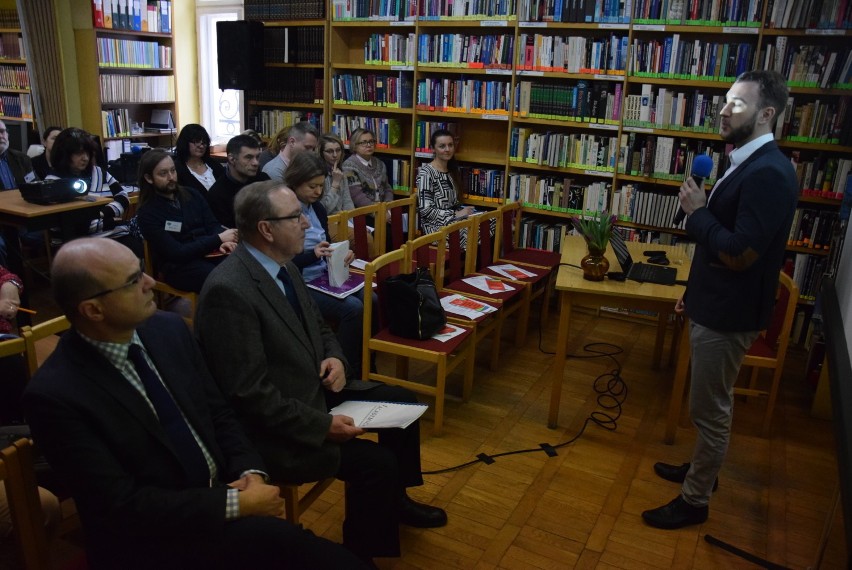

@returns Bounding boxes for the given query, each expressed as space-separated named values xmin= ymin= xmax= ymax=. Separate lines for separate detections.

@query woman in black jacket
xmin=173 ymin=123 xmax=225 ymax=194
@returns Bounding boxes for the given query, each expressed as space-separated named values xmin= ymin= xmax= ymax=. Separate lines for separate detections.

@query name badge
xmin=165 ymin=221 xmax=182 ymax=232
xmin=24 ymin=171 xmax=37 ymax=183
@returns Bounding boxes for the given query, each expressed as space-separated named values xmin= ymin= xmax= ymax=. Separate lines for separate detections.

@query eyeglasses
xmin=357 ymin=139 xmax=376 ymax=146
xmin=264 ymin=212 xmax=305 ymax=223
xmin=323 ymin=148 xmax=342 ymax=154
xmin=84 ymin=261 xmax=146 ymax=300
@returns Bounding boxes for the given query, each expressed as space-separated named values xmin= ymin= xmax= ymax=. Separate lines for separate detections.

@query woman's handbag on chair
xmin=383 ymin=268 xmax=446 ymax=340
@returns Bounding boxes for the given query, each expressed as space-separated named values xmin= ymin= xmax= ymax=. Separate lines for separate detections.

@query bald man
xmin=23 ymin=238 xmax=366 ymax=569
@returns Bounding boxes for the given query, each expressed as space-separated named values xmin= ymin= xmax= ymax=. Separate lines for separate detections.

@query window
xmin=196 ymin=4 xmax=242 ymax=143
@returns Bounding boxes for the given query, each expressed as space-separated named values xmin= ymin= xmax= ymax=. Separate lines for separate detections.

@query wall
xmin=174 ymin=2 xmax=199 ymax=126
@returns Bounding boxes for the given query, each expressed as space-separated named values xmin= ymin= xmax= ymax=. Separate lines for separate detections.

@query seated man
xmin=23 ymin=237 xmax=366 ymax=569
xmin=261 ymin=121 xmax=319 ymax=183
xmin=195 ymin=181 xmax=447 ymax=564
xmin=0 ymin=119 xmax=38 ymax=267
xmin=136 ymin=148 xmax=238 ymax=293
xmin=207 ymin=134 xmax=270 ymax=228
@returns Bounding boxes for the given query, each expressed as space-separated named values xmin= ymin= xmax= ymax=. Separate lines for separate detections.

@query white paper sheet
xmin=330 ymin=401 xmax=428 ymax=429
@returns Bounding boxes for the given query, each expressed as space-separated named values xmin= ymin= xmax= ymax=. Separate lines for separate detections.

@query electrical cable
xmin=421 ymin=342 xmax=627 ymax=475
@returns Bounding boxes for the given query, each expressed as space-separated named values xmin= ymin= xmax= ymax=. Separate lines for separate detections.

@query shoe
xmin=398 ymin=495 xmax=447 ymax=528
xmin=654 ymin=462 xmax=718 ymax=492
xmin=642 ymin=496 xmax=708 ymax=530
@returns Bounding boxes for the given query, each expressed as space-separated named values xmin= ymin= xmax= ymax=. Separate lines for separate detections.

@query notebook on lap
xmin=609 ymin=231 xmax=677 ymax=286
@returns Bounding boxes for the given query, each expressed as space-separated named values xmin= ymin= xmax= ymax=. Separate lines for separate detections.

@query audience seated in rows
xmin=207 ymin=134 xmax=270 ymax=229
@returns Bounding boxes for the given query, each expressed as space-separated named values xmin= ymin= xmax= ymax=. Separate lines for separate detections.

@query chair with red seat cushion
xmin=499 ymin=201 xmax=562 ymax=269
xmin=362 ymin=246 xmax=476 ymax=435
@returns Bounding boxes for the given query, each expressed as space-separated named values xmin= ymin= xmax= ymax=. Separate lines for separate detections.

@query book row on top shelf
xmin=92 ymin=0 xmax=172 ymax=33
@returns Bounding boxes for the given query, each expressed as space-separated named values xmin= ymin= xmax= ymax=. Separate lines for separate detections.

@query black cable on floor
xmin=704 ymin=535 xmax=790 ymax=570
xmin=421 ymin=342 xmax=626 ymax=475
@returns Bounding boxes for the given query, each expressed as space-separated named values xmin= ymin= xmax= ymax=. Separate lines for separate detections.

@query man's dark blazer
xmin=175 ymin=156 xmax=225 ymax=195
xmin=196 ymin=243 xmax=370 ymax=483
xmin=684 ymin=140 xmax=798 ymax=332
xmin=206 ymin=170 xmax=271 ymax=228
xmin=23 ymin=311 xmax=264 ymax=569
xmin=1 ymin=148 xmax=34 ymax=189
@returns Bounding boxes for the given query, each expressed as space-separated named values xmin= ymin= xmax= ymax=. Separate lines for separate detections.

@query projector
xmin=20 ymin=178 xmax=89 ymax=205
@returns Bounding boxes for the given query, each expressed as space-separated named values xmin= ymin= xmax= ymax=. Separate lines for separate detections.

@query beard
xmin=721 ymin=112 xmax=758 ymax=145
xmin=157 ymin=180 xmax=179 ymax=195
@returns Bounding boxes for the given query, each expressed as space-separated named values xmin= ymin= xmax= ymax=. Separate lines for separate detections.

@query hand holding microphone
xmin=673 ymin=154 xmax=714 ymax=226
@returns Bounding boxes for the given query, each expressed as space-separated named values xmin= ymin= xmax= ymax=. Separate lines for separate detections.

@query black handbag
xmin=383 ymin=268 xmax=447 ymax=340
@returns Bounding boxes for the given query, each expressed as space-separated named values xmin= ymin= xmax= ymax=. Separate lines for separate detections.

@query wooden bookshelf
xmin=0 ymin=22 xmax=33 ymax=126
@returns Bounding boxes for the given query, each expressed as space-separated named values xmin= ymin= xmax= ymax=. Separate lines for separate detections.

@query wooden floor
xmin=19 ymin=287 xmax=848 ymax=568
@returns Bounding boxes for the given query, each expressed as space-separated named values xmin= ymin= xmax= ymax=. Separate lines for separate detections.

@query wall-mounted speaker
xmin=216 ymin=21 xmax=264 ymax=91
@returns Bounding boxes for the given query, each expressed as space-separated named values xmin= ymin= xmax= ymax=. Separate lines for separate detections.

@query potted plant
xmin=571 ymin=212 xmax=616 ymax=281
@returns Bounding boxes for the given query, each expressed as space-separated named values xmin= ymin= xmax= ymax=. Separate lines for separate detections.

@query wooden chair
xmin=0 ymin=439 xmax=50 ymax=570
xmin=498 ymin=201 xmax=563 ymax=269
xmin=406 ymin=230 xmax=503 ymax=373
xmin=20 ymin=315 xmax=70 ymax=377
xmin=385 ymin=195 xmax=417 ymax=252
xmin=142 ymin=240 xmax=198 ymax=324
xmin=735 ymin=271 xmax=800 ymax=435
xmin=278 ymin=478 xmax=336 ymax=525
xmin=362 ymin=247 xmax=476 ymax=435
xmin=337 ymin=203 xmax=383 ymax=261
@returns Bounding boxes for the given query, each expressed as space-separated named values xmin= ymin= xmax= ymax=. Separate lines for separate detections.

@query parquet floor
xmin=23 ymin=288 xmax=846 ymax=568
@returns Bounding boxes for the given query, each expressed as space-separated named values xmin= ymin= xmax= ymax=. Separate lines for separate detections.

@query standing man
xmin=195 ymin=181 xmax=447 ymax=565
xmin=207 ymin=134 xmax=270 ymax=228
xmin=642 ymin=70 xmax=798 ymax=529
xmin=23 ymin=238 xmax=366 ymax=569
xmin=261 ymin=121 xmax=319 ymax=183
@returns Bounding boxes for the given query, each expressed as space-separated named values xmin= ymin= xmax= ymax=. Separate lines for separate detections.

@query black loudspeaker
xmin=217 ymin=20 xmax=264 ymax=90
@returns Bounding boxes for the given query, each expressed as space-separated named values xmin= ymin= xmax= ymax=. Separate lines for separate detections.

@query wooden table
xmin=548 ymin=235 xmax=692 ymax=444
xmin=0 ymin=190 xmax=112 ymax=237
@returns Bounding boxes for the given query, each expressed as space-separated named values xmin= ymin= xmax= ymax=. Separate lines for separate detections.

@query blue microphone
xmin=673 ymin=154 xmax=714 ymax=226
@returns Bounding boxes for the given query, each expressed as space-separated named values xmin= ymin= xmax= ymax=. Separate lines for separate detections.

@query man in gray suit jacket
xmin=195 ymin=180 xmax=447 ymax=563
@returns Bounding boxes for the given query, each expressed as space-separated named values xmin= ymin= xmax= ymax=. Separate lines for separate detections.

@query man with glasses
xmin=136 ymin=148 xmax=238 ymax=293
xmin=261 ymin=121 xmax=319 ymax=184
xmin=23 ymin=237 xmax=367 ymax=569
xmin=196 ymin=181 xmax=447 ymax=566
xmin=208 ymin=134 xmax=271 ymax=228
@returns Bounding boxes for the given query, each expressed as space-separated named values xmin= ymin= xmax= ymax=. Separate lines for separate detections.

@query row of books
xmin=264 ymin=27 xmax=324 ymax=65
xmin=365 ymin=33 xmax=416 ymax=66
xmin=382 ymin=157 xmax=412 ymax=191
xmin=765 ymin=0 xmax=852 ymax=29
xmin=619 ymin=133 xmax=726 ymax=182
xmin=622 ymin=86 xmax=722 ymax=132
xmin=246 ymin=109 xmax=323 ymax=138
xmin=630 ymin=37 xmax=754 ymax=80
xmin=332 ymin=0 xmax=416 ymax=20
xmin=788 ymin=252 xmax=828 ymax=303
xmin=0 ymin=34 xmax=23 ymax=60
xmin=611 ymin=184 xmax=685 ymax=229
xmin=787 ymin=153 xmax=852 ymax=198
xmin=788 ymin=208 xmax=840 ymax=250
xmin=775 ymin=96 xmax=852 ymax=145
xmin=331 ymin=115 xmax=404 ymax=147
xmin=515 ymin=80 xmax=621 ymax=123
xmin=516 ymin=218 xmax=570 ymax=253
xmin=633 ymin=0 xmax=762 ymax=24
xmin=518 ymin=33 xmax=628 ymax=74
xmin=101 ymin=108 xmax=133 ymax=137
xmin=0 ymin=94 xmax=31 ymax=119
xmin=418 ymin=0 xmax=516 ymax=19
xmin=414 ymin=121 xmax=460 ymax=151
xmin=333 ymin=73 xmax=414 ymax=108
xmin=762 ymin=38 xmax=852 ymax=88
xmin=519 ymin=0 xmax=628 ymax=23
xmin=508 ymin=174 xmax=610 ymax=213
xmin=417 ymin=33 xmax=515 ymax=69
xmin=0 ymin=10 xmax=19 ymax=29
xmin=416 ymin=77 xmax=511 ymax=113
xmin=246 ymin=69 xmax=324 ymax=105
xmin=92 ymin=1 xmax=171 ymax=33
xmin=96 ymin=37 xmax=171 ymax=69
xmin=510 ymin=128 xmax=618 ymax=171
xmin=245 ymin=0 xmax=324 ymax=20
xmin=459 ymin=166 xmax=506 ymax=201
xmin=0 ymin=66 xmax=28 ymax=90
xmin=99 ymin=74 xmax=173 ymax=103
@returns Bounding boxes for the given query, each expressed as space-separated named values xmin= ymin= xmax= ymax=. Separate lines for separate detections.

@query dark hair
xmin=241 ymin=129 xmax=264 ymax=146
xmin=50 ymin=128 xmax=99 ymax=177
xmin=41 ymin=126 xmax=62 ymax=142
xmin=226 ymin=134 xmax=260 ymax=158
xmin=430 ymin=128 xmax=461 ymax=191
xmin=52 ymin=257 xmax=102 ymax=319
xmin=736 ymin=70 xmax=790 ymax=128
xmin=284 ymin=151 xmax=327 ymax=194
xmin=137 ymin=148 xmax=186 ymax=207
xmin=175 ymin=123 xmax=212 ymax=162
xmin=234 ymin=179 xmax=285 ymax=238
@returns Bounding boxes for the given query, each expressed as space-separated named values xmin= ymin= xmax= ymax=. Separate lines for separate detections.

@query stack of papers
xmin=330 ymin=400 xmax=428 ymax=429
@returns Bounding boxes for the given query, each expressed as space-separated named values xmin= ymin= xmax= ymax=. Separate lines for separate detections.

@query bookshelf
xmin=75 ymin=1 xmax=176 ymax=161
xmin=244 ymin=0 xmax=852 ymax=303
xmin=0 ymin=9 xmax=33 ymax=125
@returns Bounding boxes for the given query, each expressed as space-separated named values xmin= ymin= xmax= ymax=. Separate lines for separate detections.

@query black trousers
xmin=325 ymin=383 xmax=424 ymax=558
